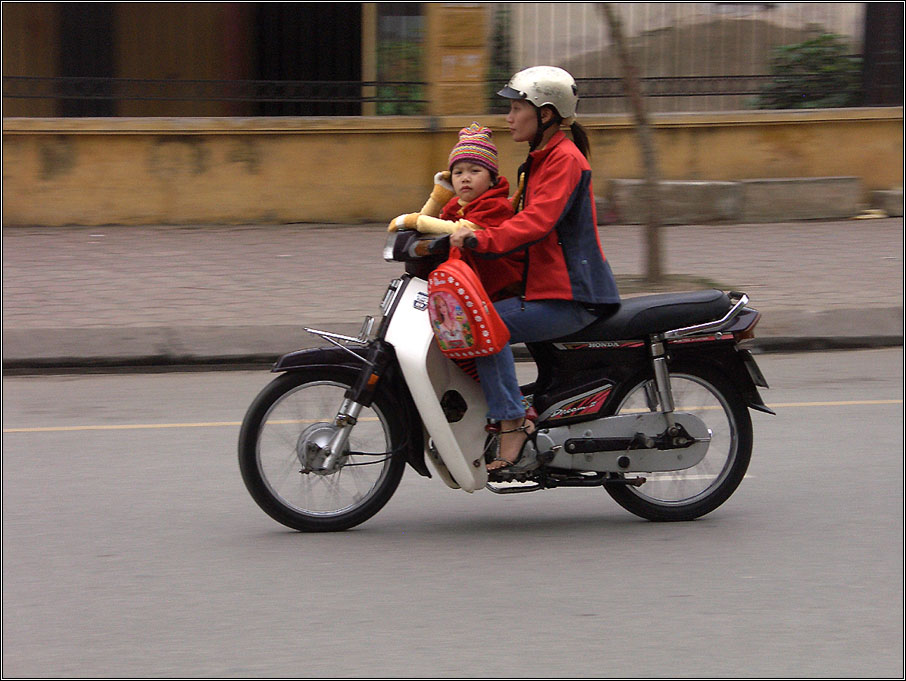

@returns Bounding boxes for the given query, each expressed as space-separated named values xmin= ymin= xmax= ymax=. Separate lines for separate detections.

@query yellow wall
xmin=586 ymin=108 xmax=903 ymax=190
xmin=2 ymin=108 xmax=902 ymax=226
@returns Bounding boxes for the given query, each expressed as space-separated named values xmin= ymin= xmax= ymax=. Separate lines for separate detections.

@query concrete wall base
xmin=871 ymin=188 xmax=904 ymax=217
xmin=607 ymin=176 xmax=868 ymax=224
xmin=607 ymin=179 xmax=742 ymax=225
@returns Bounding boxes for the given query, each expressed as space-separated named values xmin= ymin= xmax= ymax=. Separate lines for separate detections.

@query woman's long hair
xmin=569 ymin=121 xmax=591 ymax=160
xmin=539 ymin=103 xmax=591 ymax=159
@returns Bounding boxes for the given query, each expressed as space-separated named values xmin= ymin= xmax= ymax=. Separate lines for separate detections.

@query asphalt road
xmin=2 ymin=349 xmax=903 ymax=678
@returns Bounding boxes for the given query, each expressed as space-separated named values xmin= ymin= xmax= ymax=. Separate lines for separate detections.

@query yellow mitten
xmin=415 ymin=215 xmax=479 ymax=235
xmin=419 ymin=171 xmax=455 ymax=217
xmin=387 ymin=213 xmax=421 ymax=232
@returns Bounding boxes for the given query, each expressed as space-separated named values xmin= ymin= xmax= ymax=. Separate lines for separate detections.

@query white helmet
xmin=497 ymin=66 xmax=579 ymax=122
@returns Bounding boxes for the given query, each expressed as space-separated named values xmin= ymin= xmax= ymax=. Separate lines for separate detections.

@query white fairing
xmin=384 ymin=277 xmax=489 ymax=492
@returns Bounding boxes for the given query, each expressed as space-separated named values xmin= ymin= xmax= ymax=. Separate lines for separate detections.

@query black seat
xmin=559 ymin=289 xmax=732 ymax=342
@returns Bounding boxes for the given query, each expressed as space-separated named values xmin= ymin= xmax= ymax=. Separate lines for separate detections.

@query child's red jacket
xmin=440 ymin=177 xmax=524 ymax=301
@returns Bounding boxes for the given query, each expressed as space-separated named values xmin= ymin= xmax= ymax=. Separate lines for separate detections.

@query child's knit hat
xmin=448 ymin=122 xmax=498 ymax=175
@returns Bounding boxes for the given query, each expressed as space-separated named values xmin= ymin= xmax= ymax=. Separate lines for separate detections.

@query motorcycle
xmin=238 ymin=229 xmax=773 ymax=532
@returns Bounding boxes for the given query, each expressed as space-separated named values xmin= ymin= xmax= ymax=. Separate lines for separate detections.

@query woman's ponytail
xmin=569 ymin=121 xmax=591 ymax=160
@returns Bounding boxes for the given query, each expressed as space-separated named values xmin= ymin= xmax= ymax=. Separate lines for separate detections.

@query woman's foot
xmin=487 ymin=417 xmax=535 ymax=471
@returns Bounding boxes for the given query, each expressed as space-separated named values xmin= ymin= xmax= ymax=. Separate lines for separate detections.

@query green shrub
xmin=755 ymin=33 xmax=862 ymax=109
xmin=377 ymin=40 xmax=425 ymax=115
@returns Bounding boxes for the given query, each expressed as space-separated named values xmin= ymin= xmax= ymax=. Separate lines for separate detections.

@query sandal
xmin=487 ymin=417 xmax=536 ymax=471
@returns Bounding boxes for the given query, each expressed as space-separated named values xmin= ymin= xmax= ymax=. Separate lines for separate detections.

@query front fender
xmin=272 ymin=345 xmax=368 ymax=373
xmin=271 ymin=345 xmax=431 ymax=478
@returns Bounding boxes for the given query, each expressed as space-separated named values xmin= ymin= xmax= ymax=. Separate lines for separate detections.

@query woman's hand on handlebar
xmin=450 ymin=226 xmax=476 ymax=249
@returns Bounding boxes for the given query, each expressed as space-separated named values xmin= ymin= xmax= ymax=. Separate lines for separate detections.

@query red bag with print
xmin=427 ymin=249 xmax=510 ymax=359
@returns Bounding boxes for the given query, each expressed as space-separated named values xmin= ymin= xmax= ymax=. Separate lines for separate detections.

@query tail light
xmin=733 ymin=310 xmax=761 ymax=343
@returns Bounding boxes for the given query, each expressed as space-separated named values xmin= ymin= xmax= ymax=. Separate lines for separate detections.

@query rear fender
xmin=671 ymin=343 xmax=775 ymax=415
xmin=733 ymin=348 xmax=775 ymax=415
xmin=272 ymin=346 xmax=431 ymax=477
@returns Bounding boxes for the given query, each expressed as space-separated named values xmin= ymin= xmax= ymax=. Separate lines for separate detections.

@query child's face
xmin=451 ymin=161 xmax=494 ymax=203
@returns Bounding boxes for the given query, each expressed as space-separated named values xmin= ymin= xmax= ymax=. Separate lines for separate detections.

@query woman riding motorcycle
xmin=449 ymin=66 xmax=621 ymax=471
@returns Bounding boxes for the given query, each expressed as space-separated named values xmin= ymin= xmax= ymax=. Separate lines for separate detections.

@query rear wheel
xmin=604 ymin=363 xmax=752 ymax=521
xmin=238 ymin=368 xmax=406 ymax=532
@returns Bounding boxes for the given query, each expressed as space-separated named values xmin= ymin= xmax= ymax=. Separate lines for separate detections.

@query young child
xmin=389 ymin=123 xmax=523 ymax=301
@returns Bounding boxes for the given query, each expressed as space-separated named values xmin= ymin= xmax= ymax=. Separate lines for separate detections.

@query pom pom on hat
xmin=448 ymin=122 xmax=498 ymax=175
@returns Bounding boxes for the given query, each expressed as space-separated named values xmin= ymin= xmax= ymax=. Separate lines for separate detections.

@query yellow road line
xmin=3 ymin=421 xmax=243 ymax=433
xmin=2 ymin=400 xmax=901 ymax=434
xmin=765 ymin=400 xmax=901 ymax=408
xmin=2 ymin=417 xmax=380 ymax=434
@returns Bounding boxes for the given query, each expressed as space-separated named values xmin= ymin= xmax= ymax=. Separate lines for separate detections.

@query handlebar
xmin=385 ymin=229 xmax=479 ymax=265
xmin=421 ymin=233 xmax=478 ymax=252
xmin=429 ymin=234 xmax=451 ymax=253
xmin=405 ymin=231 xmax=478 ymax=257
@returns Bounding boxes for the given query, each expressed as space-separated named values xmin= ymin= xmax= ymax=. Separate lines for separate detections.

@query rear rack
xmin=661 ymin=291 xmax=749 ymax=340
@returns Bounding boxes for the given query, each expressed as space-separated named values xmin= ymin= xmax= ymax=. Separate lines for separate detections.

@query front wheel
xmin=238 ymin=367 xmax=406 ymax=532
xmin=604 ymin=363 xmax=753 ymax=521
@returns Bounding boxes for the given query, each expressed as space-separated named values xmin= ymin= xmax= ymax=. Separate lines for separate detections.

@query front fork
xmin=319 ymin=339 xmax=395 ymax=472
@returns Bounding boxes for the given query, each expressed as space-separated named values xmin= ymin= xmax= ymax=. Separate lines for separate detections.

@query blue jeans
xmin=474 ymin=298 xmax=598 ymax=421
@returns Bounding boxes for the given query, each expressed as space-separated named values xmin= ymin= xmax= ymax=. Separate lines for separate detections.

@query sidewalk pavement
xmin=2 ymin=218 xmax=903 ymax=371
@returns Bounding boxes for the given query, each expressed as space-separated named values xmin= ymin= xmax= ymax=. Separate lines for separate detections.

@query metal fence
xmin=2 ymin=76 xmax=432 ymax=117
xmin=2 ymin=76 xmax=426 ymax=107
xmin=0 ymin=71 xmax=874 ymax=117
xmin=3 ymin=73 xmax=791 ymax=116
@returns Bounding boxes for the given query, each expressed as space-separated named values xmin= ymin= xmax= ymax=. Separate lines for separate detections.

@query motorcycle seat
xmin=558 ymin=289 xmax=732 ymax=342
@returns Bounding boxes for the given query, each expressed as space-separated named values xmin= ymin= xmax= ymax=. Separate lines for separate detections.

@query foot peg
xmin=604 ymin=475 xmax=647 ymax=487
xmin=485 ymin=480 xmax=543 ymax=494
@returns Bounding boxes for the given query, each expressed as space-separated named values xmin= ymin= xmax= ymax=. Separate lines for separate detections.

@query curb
xmin=3 ymin=307 xmax=901 ymax=373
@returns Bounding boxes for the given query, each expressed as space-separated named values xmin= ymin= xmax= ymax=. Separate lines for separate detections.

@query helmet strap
xmin=530 ymin=106 xmax=561 ymax=151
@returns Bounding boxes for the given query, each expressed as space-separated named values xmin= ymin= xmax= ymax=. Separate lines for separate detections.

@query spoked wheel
xmin=238 ymin=368 xmax=406 ymax=532
xmin=604 ymin=363 xmax=752 ymax=521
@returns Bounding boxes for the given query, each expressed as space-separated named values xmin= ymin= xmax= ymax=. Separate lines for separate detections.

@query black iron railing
xmin=578 ymin=75 xmax=775 ymax=99
xmin=2 ymin=76 xmax=426 ymax=105
xmin=2 ymin=73 xmax=881 ymax=115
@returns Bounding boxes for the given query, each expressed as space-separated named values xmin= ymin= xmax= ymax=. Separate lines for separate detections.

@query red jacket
xmin=471 ymin=132 xmax=620 ymax=305
xmin=441 ymin=177 xmax=524 ymax=301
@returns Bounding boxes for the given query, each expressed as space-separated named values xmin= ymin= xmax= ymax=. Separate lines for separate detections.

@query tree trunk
xmin=601 ymin=3 xmax=664 ymax=283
